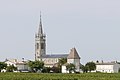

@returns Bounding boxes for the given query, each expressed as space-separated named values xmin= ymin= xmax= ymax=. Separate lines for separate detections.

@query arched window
xmin=41 ymin=43 xmax=44 ymax=49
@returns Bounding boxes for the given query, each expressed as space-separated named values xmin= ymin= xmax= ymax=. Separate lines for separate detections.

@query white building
xmin=62 ymin=48 xmax=81 ymax=73
xmin=62 ymin=63 xmax=69 ymax=73
xmin=95 ymin=61 xmax=120 ymax=73
xmin=3 ymin=59 xmax=29 ymax=72
xmin=4 ymin=59 xmax=17 ymax=67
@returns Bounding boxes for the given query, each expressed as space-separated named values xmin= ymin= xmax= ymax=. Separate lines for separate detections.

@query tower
xmin=35 ymin=14 xmax=46 ymax=61
xmin=67 ymin=48 xmax=80 ymax=72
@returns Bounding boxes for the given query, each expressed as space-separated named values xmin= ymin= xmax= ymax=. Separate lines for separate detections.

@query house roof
xmin=67 ymin=48 xmax=80 ymax=59
xmin=96 ymin=62 xmax=117 ymax=65
xmin=4 ymin=59 xmax=27 ymax=65
xmin=41 ymin=54 xmax=68 ymax=58
xmin=16 ymin=62 xmax=27 ymax=65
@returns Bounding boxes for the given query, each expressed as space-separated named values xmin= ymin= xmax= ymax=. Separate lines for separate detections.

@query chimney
xmin=96 ymin=60 xmax=99 ymax=63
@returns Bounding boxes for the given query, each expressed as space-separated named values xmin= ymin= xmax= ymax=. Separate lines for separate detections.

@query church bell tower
xmin=35 ymin=13 xmax=46 ymax=61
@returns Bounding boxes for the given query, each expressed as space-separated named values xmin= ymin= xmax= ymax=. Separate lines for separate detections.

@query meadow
xmin=0 ymin=73 xmax=120 ymax=80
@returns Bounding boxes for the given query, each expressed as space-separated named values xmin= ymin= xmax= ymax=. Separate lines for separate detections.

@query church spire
xmin=35 ymin=12 xmax=46 ymax=61
xmin=38 ymin=12 xmax=43 ymax=35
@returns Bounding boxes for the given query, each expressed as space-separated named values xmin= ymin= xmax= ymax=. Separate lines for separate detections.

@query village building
xmin=95 ymin=61 xmax=120 ymax=73
xmin=2 ymin=59 xmax=29 ymax=72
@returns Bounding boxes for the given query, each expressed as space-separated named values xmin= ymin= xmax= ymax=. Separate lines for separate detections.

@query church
xmin=35 ymin=14 xmax=81 ymax=72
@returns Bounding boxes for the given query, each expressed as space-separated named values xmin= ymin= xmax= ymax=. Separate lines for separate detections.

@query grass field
xmin=0 ymin=73 xmax=120 ymax=80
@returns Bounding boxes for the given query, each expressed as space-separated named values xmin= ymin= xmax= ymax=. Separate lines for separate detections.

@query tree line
xmin=0 ymin=58 xmax=96 ymax=73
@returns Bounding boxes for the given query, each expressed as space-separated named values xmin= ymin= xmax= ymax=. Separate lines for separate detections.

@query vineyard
xmin=0 ymin=73 xmax=120 ymax=80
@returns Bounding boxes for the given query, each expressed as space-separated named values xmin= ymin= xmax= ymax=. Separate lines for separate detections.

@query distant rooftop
xmin=95 ymin=61 xmax=119 ymax=65
xmin=96 ymin=63 xmax=117 ymax=65
xmin=4 ymin=58 xmax=27 ymax=64
xmin=67 ymin=48 xmax=80 ymax=59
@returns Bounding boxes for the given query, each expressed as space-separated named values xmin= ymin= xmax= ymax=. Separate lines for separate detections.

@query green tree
xmin=42 ymin=67 xmax=51 ymax=73
xmin=28 ymin=60 xmax=44 ymax=72
xmin=58 ymin=58 xmax=67 ymax=66
xmin=119 ymin=68 xmax=120 ymax=73
xmin=66 ymin=63 xmax=76 ymax=73
xmin=51 ymin=66 xmax=60 ymax=73
xmin=80 ymin=65 xmax=88 ymax=73
xmin=6 ymin=65 xmax=17 ymax=72
xmin=0 ymin=62 xmax=7 ymax=72
xmin=58 ymin=58 xmax=67 ymax=72
xmin=85 ymin=62 xmax=96 ymax=72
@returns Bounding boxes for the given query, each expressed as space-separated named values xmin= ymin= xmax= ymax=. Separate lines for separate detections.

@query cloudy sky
xmin=0 ymin=0 xmax=120 ymax=64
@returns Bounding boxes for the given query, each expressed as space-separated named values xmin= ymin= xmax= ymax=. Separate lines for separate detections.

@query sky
xmin=0 ymin=0 xmax=120 ymax=64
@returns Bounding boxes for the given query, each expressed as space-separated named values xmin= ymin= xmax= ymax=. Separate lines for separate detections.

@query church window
xmin=37 ymin=43 xmax=39 ymax=49
xmin=41 ymin=43 xmax=44 ymax=49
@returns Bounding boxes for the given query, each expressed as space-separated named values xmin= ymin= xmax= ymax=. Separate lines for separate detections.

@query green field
xmin=0 ymin=73 xmax=120 ymax=80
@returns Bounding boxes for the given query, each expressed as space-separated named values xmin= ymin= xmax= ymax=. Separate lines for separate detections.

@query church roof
xmin=41 ymin=54 xmax=68 ymax=58
xmin=67 ymin=48 xmax=80 ymax=59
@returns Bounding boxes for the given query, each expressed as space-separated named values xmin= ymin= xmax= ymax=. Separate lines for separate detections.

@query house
xmin=3 ymin=59 xmax=29 ymax=72
xmin=16 ymin=61 xmax=29 ymax=72
xmin=95 ymin=61 xmax=120 ymax=73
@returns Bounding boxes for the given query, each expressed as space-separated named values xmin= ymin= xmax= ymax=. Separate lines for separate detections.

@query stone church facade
xmin=35 ymin=14 xmax=81 ymax=69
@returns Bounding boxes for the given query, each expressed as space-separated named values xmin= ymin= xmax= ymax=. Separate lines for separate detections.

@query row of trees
xmin=0 ymin=58 xmax=67 ymax=73
xmin=0 ymin=59 xmax=96 ymax=73
xmin=27 ymin=58 xmax=67 ymax=73
xmin=27 ymin=59 xmax=96 ymax=73
xmin=27 ymin=58 xmax=77 ymax=73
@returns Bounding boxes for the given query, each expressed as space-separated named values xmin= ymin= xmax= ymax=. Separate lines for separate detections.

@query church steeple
xmin=35 ymin=13 xmax=46 ymax=61
xmin=38 ymin=13 xmax=43 ymax=35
